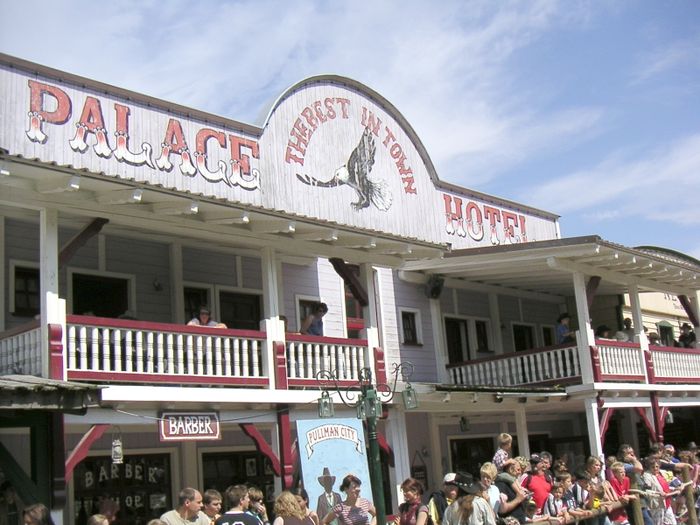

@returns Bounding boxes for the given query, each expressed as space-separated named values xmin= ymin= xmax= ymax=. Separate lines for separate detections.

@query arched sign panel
xmin=258 ymin=79 xmax=443 ymax=244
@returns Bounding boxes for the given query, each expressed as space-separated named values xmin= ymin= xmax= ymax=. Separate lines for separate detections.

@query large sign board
xmin=296 ymin=418 xmax=373 ymax=519
xmin=0 ymin=59 xmax=559 ymax=249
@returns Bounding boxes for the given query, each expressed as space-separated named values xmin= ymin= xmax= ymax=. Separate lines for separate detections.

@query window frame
xmin=9 ymin=260 xmax=40 ymax=317
xmin=67 ymin=267 xmax=137 ymax=317
xmin=295 ymin=294 xmax=322 ymax=334
xmin=511 ymin=321 xmax=537 ymax=352
xmin=398 ymin=307 xmax=423 ymax=345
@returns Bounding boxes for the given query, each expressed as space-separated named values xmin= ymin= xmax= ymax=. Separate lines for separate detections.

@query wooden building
xmin=1 ymin=54 xmax=699 ymax=524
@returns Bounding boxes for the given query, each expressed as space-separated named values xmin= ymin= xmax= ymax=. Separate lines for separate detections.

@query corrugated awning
xmin=0 ymin=375 xmax=101 ymax=412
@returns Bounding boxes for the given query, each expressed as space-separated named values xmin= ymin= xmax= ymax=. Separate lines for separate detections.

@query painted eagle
xmin=296 ymin=127 xmax=393 ymax=211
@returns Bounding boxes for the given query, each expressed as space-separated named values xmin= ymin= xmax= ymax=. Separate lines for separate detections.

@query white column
xmin=40 ymin=208 xmax=63 ymax=378
xmin=514 ymin=407 xmax=530 ymax=459
xmin=691 ymin=291 xmax=700 ymax=348
xmin=584 ymin=397 xmax=604 ymax=460
xmin=360 ymin=264 xmax=380 ymax=372
xmin=572 ymin=272 xmax=595 ymax=384
xmin=430 ymin=297 xmax=449 ymax=383
xmin=428 ymin=413 xmax=443 ymax=488
xmin=489 ymin=293 xmax=503 ymax=355
xmin=628 ymin=284 xmax=649 ymax=382
xmin=170 ymin=243 xmax=185 ymax=324
xmin=0 ymin=217 xmax=5 ymax=331
xmin=385 ymin=410 xmax=411 ymax=500
xmin=261 ymin=247 xmax=283 ymax=388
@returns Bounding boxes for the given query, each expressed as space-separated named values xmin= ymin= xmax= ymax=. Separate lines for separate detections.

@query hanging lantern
xmin=111 ymin=427 xmax=124 ymax=464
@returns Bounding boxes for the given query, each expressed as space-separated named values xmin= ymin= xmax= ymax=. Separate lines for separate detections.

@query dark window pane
xmin=401 ymin=311 xmax=418 ymax=344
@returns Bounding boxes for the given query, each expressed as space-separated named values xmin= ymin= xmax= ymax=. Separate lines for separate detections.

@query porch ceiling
xmin=402 ymin=236 xmax=700 ymax=298
xmin=0 ymin=156 xmax=444 ymax=267
xmin=0 ymin=375 xmax=101 ymax=412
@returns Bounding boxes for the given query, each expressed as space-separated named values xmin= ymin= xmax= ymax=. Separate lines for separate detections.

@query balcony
xmin=447 ymin=339 xmax=700 ymax=388
xmin=0 ymin=316 xmax=374 ymax=389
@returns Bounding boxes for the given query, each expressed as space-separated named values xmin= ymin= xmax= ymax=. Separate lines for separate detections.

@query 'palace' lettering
xmin=25 ymin=80 xmax=260 ymax=190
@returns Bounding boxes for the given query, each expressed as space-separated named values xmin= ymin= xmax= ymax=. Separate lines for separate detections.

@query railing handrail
xmin=0 ymin=319 xmax=41 ymax=340
xmin=285 ymin=332 xmax=368 ymax=346
xmin=66 ymin=315 xmax=265 ymax=339
xmin=445 ymin=343 xmax=577 ymax=368
xmin=649 ymin=344 xmax=700 ymax=355
xmin=594 ymin=338 xmax=641 ymax=348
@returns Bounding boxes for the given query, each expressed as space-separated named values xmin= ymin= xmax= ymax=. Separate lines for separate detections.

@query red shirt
xmin=523 ymin=472 xmax=552 ymax=511
xmin=608 ymin=475 xmax=630 ymax=523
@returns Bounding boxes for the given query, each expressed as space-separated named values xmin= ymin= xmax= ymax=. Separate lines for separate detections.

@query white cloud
xmin=527 ymin=133 xmax=700 ymax=226
xmin=632 ymin=36 xmax=700 ymax=83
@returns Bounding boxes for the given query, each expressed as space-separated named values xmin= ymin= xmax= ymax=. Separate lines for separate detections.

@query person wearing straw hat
xmin=316 ymin=467 xmax=342 ymax=525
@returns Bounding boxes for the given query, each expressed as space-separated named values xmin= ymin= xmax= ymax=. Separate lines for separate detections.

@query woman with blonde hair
xmin=22 ymin=503 xmax=56 ymax=525
xmin=273 ymin=491 xmax=310 ymax=525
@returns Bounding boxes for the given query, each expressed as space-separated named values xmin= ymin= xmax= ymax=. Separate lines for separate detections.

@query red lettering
xmin=76 ymin=96 xmax=107 ymax=134
xmin=229 ymin=136 xmax=260 ymax=176
xmin=502 ymin=211 xmax=518 ymax=239
xmin=361 ymin=107 xmax=382 ymax=135
xmin=196 ymin=128 xmax=226 ymax=156
xmin=443 ymin=194 xmax=465 ymax=237
xmin=313 ymin=101 xmax=328 ymax=123
xmin=465 ymin=202 xmax=484 ymax=241
xmin=336 ymin=98 xmax=351 ymax=118
xmin=324 ymin=98 xmax=337 ymax=119
xmin=161 ymin=118 xmax=190 ymax=153
xmin=301 ymin=107 xmax=319 ymax=131
xmin=382 ymin=126 xmax=395 ymax=147
xmin=519 ymin=215 xmax=528 ymax=242
xmin=27 ymin=80 xmax=72 ymax=125
xmin=483 ymin=206 xmax=501 ymax=229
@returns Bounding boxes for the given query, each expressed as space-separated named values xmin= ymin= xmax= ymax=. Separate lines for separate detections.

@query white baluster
xmin=242 ymin=339 xmax=250 ymax=377
xmin=146 ymin=332 xmax=154 ymax=374
xmin=223 ymin=338 xmax=231 ymax=376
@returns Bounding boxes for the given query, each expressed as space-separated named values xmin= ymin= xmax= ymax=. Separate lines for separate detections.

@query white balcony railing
xmin=447 ymin=344 xmax=579 ymax=387
xmin=65 ymin=316 xmax=267 ymax=385
xmin=649 ymin=345 xmax=700 ymax=383
xmin=594 ymin=340 xmax=646 ymax=381
xmin=285 ymin=334 xmax=370 ymax=385
xmin=0 ymin=321 xmax=42 ymax=376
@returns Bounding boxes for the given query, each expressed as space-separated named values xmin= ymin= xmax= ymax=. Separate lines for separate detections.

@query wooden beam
xmin=329 ymin=257 xmax=369 ymax=307
xmin=239 ymin=423 xmax=281 ymax=477
xmin=65 ymin=424 xmax=110 ymax=483
xmin=586 ymin=276 xmax=601 ymax=310
xmin=678 ymin=294 xmax=699 ymax=327
xmin=58 ymin=218 xmax=109 ymax=269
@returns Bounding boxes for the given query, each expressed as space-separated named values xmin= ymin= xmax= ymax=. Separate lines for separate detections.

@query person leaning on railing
xmin=188 ymin=306 xmax=227 ymax=329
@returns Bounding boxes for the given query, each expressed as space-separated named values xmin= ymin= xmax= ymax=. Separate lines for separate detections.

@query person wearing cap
xmin=316 ymin=467 xmax=342 ymax=525
xmin=428 ymin=473 xmax=463 ymax=525
xmin=677 ymin=323 xmax=696 ymax=348
xmin=454 ymin=481 xmax=496 ymax=525
xmin=555 ymin=313 xmax=575 ymax=344
xmin=521 ymin=454 xmax=552 ymax=513
xmin=188 ymin=305 xmax=227 ymax=328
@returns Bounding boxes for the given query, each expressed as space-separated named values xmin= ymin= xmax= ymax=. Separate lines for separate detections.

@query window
xmin=184 ymin=286 xmax=210 ymax=322
xmin=399 ymin=308 xmax=422 ymax=345
xmin=513 ymin=323 xmax=535 ymax=351
xmin=541 ymin=326 xmax=555 ymax=346
xmin=445 ymin=317 xmax=468 ymax=363
xmin=474 ymin=320 xmax=492 ymax=352
xmin=444 ymin=317 xmax=492 ymax=362
xmin=12 ymin=265 xmax=40 ymax=317
xmin=220 ymin=291 xmax=262 ymax=330
xmin=344 ymin=265 xmax=365 ymax=338
xmin=72 ymin=273 xmax=129 ymax=318
xmin=297 ymin=298 xmax=319 ymax=333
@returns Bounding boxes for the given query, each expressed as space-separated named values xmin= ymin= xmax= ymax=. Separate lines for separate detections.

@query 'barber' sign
xmin=159 ymin=412 xmax=221 ymax=441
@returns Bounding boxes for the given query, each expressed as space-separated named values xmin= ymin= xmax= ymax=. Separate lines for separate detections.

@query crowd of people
xmin=397 ymin=434 xmax=700 ymax=525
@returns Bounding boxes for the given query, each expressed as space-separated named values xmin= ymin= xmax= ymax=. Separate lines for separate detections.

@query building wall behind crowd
xmin=391 ymin=274 xmax=438 ymax=383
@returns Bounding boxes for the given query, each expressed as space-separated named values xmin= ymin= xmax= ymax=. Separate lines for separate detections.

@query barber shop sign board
xmin=296 ymin=418 xmax=373 ymax=516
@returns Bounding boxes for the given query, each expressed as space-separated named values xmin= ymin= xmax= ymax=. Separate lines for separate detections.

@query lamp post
xmin=317 ymin=362 xmax=418 ymax=525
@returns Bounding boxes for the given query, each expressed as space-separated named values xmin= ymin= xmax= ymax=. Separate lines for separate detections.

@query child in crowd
xmin=493 ymin=433 xmax=513 ymax=471
xmin=543 ymin=482 xmax=570 ymax=523
xmin=558 ymin=472 xmax=592 ymax=520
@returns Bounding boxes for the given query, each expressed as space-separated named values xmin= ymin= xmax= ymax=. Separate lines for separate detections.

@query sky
xmin=2 ymin=0 xmax=699 ymax=257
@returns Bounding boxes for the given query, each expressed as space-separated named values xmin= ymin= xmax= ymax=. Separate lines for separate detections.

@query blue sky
xmin=2 ymin=0 xmax=699 ymax=257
